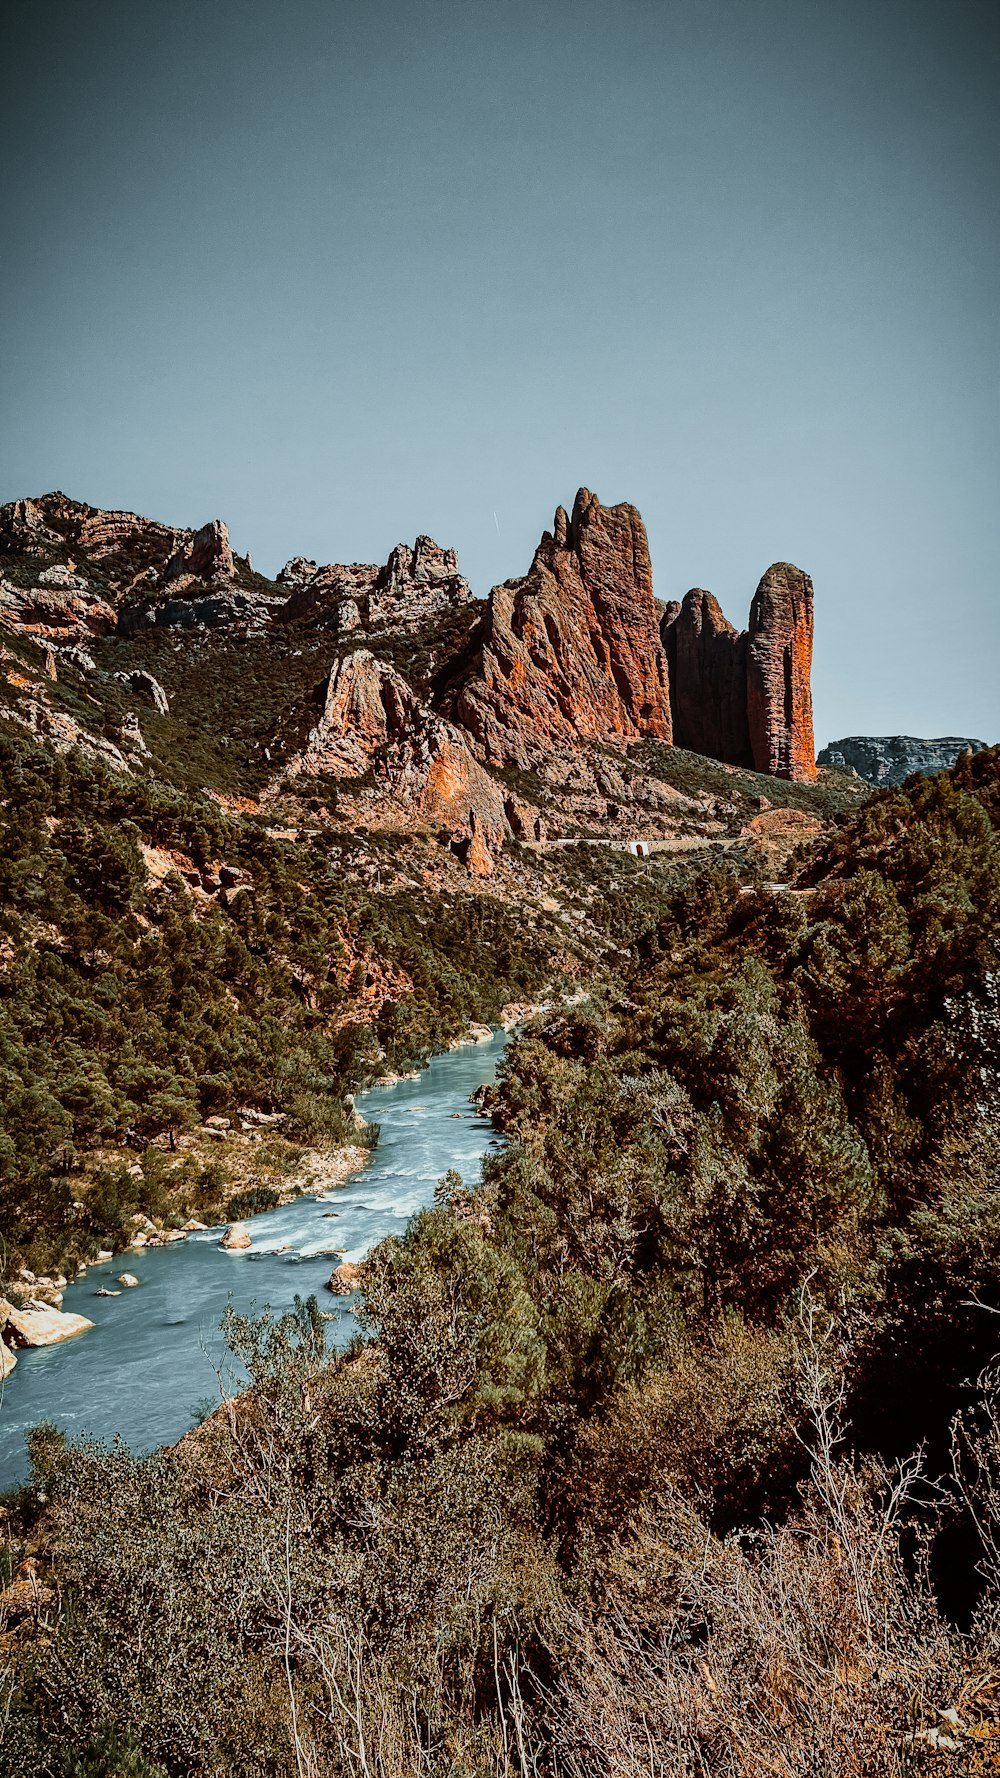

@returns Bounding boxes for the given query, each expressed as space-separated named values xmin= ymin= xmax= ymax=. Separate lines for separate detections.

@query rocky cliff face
xmin=747 ymin=563 xmax=816 ymax=781
xmin=276 ymin=536 xmax=474 ymax=635
xmin=0 ymin=487 xmax=824 ymax=870
xmin=0 ymin=493 xmax=277 ymax=637
xmin=274 ymin=650 xmax=538 ymax=875
xmin=0 ymin=493 xmax=186 ymax=592
xmin=818 ymin=735 xmax=989 ymax=787
xmin=660 ymin=564 xmax=816 ymax=782
xmin=660 ymin=589 xmax=752 ymax=766
xmin=438 ymin=489 xmax=672 ymax=767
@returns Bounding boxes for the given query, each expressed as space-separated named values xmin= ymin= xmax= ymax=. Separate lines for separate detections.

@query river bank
xmin=0 ymin=1028 xmax=510 ymax=1491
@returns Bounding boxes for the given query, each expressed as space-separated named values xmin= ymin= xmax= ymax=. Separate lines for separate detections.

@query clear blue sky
xmin=2 ymin=0 xmax=996 ymax=745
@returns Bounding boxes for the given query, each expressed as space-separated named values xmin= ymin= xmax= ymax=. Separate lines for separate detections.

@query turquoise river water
xmin=0 ymin=1029 xmax=508 ymax=1490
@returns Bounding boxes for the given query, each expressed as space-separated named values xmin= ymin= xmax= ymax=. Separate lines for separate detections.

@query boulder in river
xmin=0 ymin=1340 xmax=16 ymax=1379
xmin=327 ymin=1261 xmax=363 ymax=1296
xmin=220 ymin=1222 xmax=252 ymax=1250
xmin=1 ymin=1299 xmax=94 ymax=1347
xmin=117 ymin=1273 xmax=140 ymax=1288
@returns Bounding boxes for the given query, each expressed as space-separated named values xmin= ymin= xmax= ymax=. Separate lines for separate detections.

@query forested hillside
xmin=0 ymin=727 xmax=561 ymax=1283
xmin=3 ymin=747 xmax=998 ymax=1775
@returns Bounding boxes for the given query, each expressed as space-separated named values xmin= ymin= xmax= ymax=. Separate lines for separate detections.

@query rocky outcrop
xmin=120 ymin=669 xmax=170 ymax=714
xmin=0 ymin=492 xmax=186 ymax=594
xmin=438 ymin=489 xmax=672 ymax=768
xmin=747 ymin=564 xmax=816 ymax=781
xmin=0 ymin=494 xmax=281 ymax=637
xmin=118 ymin=586 xmax=285 ymax=633
xmin=165 ymin=519 xmax=235 ymax=585
xmin=0 ymin=497 xmax=66 ymax=556
xmin=660 ymin=564 xmax=816 ymax=782
xmin=277 ymin=535 xmax=474 ymax=635
xmin=276 ymin=650 xmax=517 ymax=865
xmin=327 ymin=1261 xmax=363 ymax=1295
xmin=0 ymin=576 xmax=117 ymax=641
xmin=818 ymin=735 xmax=989 ymax=787
xmin=660 ymin=589 xmax=752 ymax=766
xmin=0 ymin=487 xmax=821 ymax=789
xmin=4 ymin=695 xmax=132 ymax=772
xmin=121 ymin=518 xmax=284 ymax=633
xmin=0 ymin=1299 xmax=94 ymax=1346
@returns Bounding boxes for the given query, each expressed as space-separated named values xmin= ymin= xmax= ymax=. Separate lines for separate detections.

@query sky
xmin=2 ymin=0 xmax=997 ymax=747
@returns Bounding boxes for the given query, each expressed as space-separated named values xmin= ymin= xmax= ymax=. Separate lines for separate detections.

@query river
xmin=0 ymin=1029 xmax=508 ymax=1491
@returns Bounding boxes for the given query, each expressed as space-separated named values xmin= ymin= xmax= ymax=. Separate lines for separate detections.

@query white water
xmin=0 ymin=1030 xmax=508 ymax=1490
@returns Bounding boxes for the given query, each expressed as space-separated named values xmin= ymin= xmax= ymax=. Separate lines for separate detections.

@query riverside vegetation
xmin=1 ymin=744 xmax=999 ymax=1774
xmin=0 ymin=727 xmax=558 ymax=1286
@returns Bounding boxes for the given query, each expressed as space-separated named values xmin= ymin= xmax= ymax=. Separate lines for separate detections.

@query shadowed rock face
xmin=660 ymin=564 xmax=815 ymax=782
xmin=818 ymin=735 xmax=989 ymax=787
xmin=747 ymin=563 xmax=816 ymax=781
xmin=660 ymin=589 xmax=752 ymax=767
xmin=437 ymin=489 xmax=672 ymax=767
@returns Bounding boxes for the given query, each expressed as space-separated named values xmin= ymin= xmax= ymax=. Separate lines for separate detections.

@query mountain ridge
xmin=0 ymin=485 xmax=825 ymax=875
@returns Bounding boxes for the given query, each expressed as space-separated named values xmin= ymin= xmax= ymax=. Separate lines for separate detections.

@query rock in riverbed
xmin=220 ymin=1222 xmax=252 ymax=1250
xmin=117 ymin=1273 xmax=140 ymax=1288
xmin=0 ymin=1299 xmax=94 ymax=1347
xmin=327 ymin=1262 xmax=363 ymax=1296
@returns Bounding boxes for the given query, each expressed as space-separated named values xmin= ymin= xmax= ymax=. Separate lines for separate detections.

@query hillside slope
xmin=2 ymin=745 xmax=998 ymax=1776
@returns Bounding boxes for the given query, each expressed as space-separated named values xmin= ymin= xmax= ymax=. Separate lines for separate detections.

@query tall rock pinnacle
xmin=660 ymin=588 xmax=752 ymax=767
xmin=437 ymin=488 xmax=672 ymax=767
xmin=747 ymin=563 xmax=816 ymax=780
xmin=661 ymin=563 xmax=816 ymax=781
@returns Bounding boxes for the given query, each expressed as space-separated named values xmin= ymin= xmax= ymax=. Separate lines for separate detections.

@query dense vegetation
xmin=0 ymin=729 xmax=559 ymax=1280
xmin=2 ymin=747 xmax=999 ymax=1774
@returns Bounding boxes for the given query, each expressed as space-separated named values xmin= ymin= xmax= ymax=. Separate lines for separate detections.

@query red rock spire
xmin=747 ymin=563 xmax=816 ymax=780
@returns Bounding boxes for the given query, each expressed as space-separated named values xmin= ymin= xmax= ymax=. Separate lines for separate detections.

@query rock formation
xmin=276 ymin=535 xmax=474 ymax=635
xmin=438 ymin=489 xmax=672 ymax=767
xmin=818 ymin=735 xmax=989 ymax=787
xmin=275 ymin=649 xmax=520 ymax=866
xmin=747 ymin=563 xmax=816 ymax=781
xmin=660 ymin=589 xmax=752 ymax=766
xmin=0 ymin=485 xmax=822 ymax=799
xmin=164 ymin=518 xmax=236 ymax=586
xmin=120 ymin=669 xmax=170 ymax=714
xmin=220 ymin=1223 xmax=252 ymax=1251
xmin=0 ymin=492 xmax=187 ymax=593
xmin=0 ymin=575 xmax=117 ymax=641
xmin=0 ymin=1298 xmax=94 ymax=1346
xmin=660 ymin=564 xmax=816 ymax=781
xmin=328 ymin=1261 xmax=363 ymax=1295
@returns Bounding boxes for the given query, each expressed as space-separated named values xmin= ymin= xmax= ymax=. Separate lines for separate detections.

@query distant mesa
xmin=818 ymin=735 xmax=989 ymax=788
